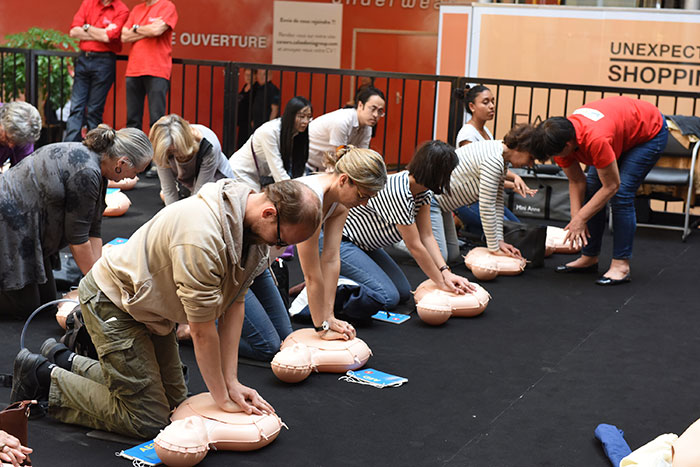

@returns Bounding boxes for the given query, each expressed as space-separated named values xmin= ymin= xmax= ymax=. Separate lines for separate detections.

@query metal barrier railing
xmin=3 ymin=46 xmax=699 ymax=168
xmin=451 ymin=77 xmax=700 ymax=139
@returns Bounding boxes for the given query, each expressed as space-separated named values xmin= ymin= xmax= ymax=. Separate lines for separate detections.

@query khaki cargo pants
xmin=48 ymin=271 xmax=188 ymax=439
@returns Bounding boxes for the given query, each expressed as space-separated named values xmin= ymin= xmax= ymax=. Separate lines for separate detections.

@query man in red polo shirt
xmin=534 ymin=96 xmax=668 ymax=286
xmin=65 ymin=0 xmax=129 ymax=142
xmin=121 ymin=0 xmax=178 ymax=131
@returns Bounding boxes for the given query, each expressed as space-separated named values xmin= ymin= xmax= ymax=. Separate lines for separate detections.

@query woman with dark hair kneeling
xmin=229 ymin=96 xmax=312 ymax=190
xmin=340 ymin=141 xmax=475 ymax=310
xmin=533 ymin=96 xmax=668 ymax=285
xmin=435 ymin=125 xmax=538 ymax=262
xmin=0 ymin=125 xmax=153 ymax=318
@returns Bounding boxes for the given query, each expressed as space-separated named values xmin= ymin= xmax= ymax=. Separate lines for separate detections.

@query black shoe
xmin=555 ymin=263 xmax=599 ymax=274
xmin=595 ymin=274 xmax=631 ymax=286
xmin=40 ymin=338 xmax=69 ymax=363
xmin=10 ymin=349 xmax=49 ymax=404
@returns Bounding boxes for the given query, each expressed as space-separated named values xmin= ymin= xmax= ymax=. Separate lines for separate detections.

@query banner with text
xmin=273 ymin=1 xmax=343 ymax=68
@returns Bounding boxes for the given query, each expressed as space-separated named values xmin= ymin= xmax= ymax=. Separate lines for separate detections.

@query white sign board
xmin=273 ymin=1 xmax=343 ymax=68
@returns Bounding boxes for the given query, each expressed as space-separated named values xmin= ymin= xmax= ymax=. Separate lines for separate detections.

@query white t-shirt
xmin=297 ymin=174 xmax=338 ymax=224
xmin=307 ymin=108 xmax=372 ymax=171
xmin=455 ymin=123 xmax=493 ymax=146
xmin=343 ymin=171 xmax=432 ymax=251
xmin=229 ymin=119 xmax=289 ymax=191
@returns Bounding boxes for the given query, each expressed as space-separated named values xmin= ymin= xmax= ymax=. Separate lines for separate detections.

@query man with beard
xmin=10 ymin=179 xmax=321 ymax=439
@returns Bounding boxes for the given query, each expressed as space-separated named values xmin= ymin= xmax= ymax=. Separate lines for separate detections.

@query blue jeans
xmin=430 ymin=197 xmax=460 ymax=263
xmin=582 ymin=120 xmax=669 ymax=260
xmin=339 ymin=240 xmax=411 ymax=310
xmin=65 ymin=53 xmax=116 ymax=142
xmin=455 ymin=202 xmax=519 ymax=237
xmin=239 ymin=269 xmax=292 ymax=361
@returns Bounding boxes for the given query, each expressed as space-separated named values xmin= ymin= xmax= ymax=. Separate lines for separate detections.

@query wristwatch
xmin=314 ymin=320 xmax=330 ymax=332
xmin=132 ymin=24 xmax=140 ymax=32
xmin=82 ymin=24 xmax=91 ymax=32
xmin=439 ymin=264 xmax=451 ymax=273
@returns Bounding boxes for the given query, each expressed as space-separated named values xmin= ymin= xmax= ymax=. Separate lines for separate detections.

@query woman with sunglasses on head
xmin=435 ymin=125 xmax=539 ymax=262
xmin=229 ymin=96 xmax=312 ymax=191
xmin=341 ymin=141 xmax=474 ymax=311
xmin=295 ymin=145 xmax=387 ymax=341
xmin=306 ymin=87 xmax=385 ymax=173
xmin=150 ymin=114 xmax=235 ymax=205
xmin=448 ymin=85 xmax=533 ymax=257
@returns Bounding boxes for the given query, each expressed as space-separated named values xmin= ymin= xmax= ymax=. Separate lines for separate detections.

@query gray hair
xmin=83 ymin=124 xmax=153 ymax=168
xmin=0 ymin=101 xmax=42 ymax=146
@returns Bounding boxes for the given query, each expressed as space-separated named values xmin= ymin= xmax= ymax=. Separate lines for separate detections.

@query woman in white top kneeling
xmin=229 ymin=96 xmax=313 ymax=190
xmin=295 ymin=145 xmax=388 ymax=340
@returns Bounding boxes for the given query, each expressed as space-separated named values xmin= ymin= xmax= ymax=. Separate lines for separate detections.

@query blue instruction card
xmin=371 ymin=310 xmax=410 ymax=324
xmin=107 ymin=237 xmax=128 ymax=246
xmin=344 ymin=368 xmax=408 ymax=388
xmin=117 ymin=440 xmax=162 ymax=466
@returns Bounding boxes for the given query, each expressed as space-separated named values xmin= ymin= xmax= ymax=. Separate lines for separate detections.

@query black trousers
xmin=125 ymin=75 xmax=170 ymax=130
xmin=0 ymin=256 xmax=57 ymax=320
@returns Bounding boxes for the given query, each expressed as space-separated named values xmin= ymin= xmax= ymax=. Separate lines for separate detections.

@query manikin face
xmin=356 ymin=95 xmax=385 ymax=128
xmin=294 ymin=106 xmax=312 ymax=134
xmin=468 ymin=90 xmax=495 ymax=122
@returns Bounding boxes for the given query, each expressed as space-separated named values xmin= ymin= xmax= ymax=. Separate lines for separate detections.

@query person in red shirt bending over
xmin=65 ymin=0 xmax=129 ymax=142
xmin=533 ymin=96 xmax=668 ymax=286
xmin=121 ymin=0 xmax=178 ymax=131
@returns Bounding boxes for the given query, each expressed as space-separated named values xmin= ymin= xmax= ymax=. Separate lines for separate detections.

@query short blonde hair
xmin=323 ymin=145 xmax=387 ymax=193
xmin=149 ymin=114 xmax=199 ymax=168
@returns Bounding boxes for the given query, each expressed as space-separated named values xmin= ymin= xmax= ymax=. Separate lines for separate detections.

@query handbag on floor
xmin=0 ymin=399 xmax=35 ymax=465
xmin=503 ymin=220 xmax=546 ymax=268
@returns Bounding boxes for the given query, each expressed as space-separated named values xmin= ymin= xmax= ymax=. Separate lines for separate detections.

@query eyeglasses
xmin=367 ymin=105 xmax=385 ymax=117
xmin=274 ymin=202 xmax=288 ymax=248
xmin=353 ymin=182 xmax=374 ymax=201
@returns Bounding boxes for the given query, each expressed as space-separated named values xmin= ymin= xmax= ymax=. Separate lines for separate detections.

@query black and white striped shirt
xmin=435 ymin=140 xmax=507 ymax=250
xmin=343 ymin=171 xmax=432 ymax=251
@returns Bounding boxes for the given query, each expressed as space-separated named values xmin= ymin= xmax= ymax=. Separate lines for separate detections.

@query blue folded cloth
xmin=595 ymin=423 xmax=632 ymax=467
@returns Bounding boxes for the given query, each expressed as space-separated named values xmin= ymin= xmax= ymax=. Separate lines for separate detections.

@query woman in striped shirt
xmin=341 ymin=140 xmax=474 ymax=310
xmin=435 ymin=125 xmax=538 ymax=260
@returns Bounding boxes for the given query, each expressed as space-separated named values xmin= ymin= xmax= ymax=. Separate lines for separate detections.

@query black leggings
xmin=0 ymin=258 xmax=58 ymax=320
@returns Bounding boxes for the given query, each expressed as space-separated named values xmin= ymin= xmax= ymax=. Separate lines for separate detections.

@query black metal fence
xmin=2 ymin=46 xmax=699 ymax=169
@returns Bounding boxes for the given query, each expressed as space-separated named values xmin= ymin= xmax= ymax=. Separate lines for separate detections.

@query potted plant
xmin=1 ymin=27 xmax=78 ymax=143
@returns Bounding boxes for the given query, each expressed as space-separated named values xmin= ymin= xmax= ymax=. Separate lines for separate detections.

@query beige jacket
xmin=92 ymin=180 xmax=268 ymax=335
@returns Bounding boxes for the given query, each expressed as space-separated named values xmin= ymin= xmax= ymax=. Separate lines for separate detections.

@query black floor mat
xmin=1 ymin=176 xmax=699 ymax=466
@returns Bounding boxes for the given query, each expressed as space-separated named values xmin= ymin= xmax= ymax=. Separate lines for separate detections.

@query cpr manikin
xmin=271 ymin=328 xmax=372 ymax=383
xmin=154 ymin=392 xmax=285 ymax=466
xmin=413 ymin=279 xmax=491 ymax=325
xmin=463 ymin=247 xmax=526 ymax=280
